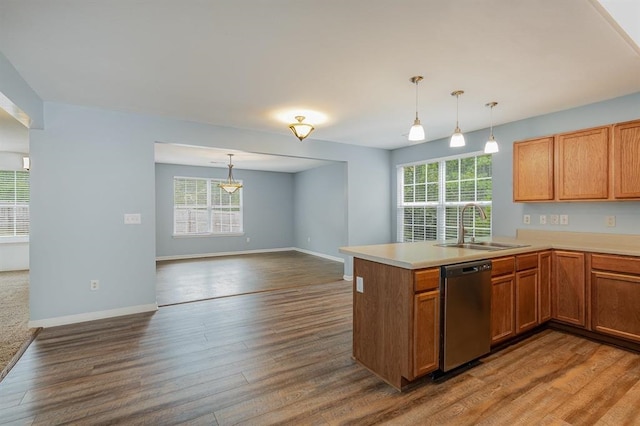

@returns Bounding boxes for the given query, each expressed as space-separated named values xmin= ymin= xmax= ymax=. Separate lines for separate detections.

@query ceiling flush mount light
xmin=408 ymin=76 xmax=425 ymax=142
xmin=22 ymin=156 xmax=30 ymax=171
xmin=450 ymin=90 xmax=465 ymax=148
xmin=289 ymin=115 xmax=315 ymax=141
xmin=484 ymin=102 xmax=499 ymax=154
xmin=219 ymin=154 xmax=243 ymax=194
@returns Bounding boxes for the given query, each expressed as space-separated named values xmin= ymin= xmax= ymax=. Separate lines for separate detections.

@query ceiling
xmin=1 ymin=0 xmax=639 ymax=169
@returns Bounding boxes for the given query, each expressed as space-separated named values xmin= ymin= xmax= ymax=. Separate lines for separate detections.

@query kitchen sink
xmin=435 ymin=241 xmax=530 ymax=251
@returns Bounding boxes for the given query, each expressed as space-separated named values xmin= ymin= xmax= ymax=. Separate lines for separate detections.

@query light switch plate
xmin=560 ymin=214 xmax=569 ymax=225
xmin=550 ymin=214 xmax=559 ymax=225
xmin=124 ymin=213 xmax=141 ymax=224
xmin=539 ymin=215 xmax=547 ymax=225
xmin=606 ymin=215 xmax=616 ymax=227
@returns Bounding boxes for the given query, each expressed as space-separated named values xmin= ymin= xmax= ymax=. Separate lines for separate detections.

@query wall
xmin=155 ymin=163 xmax=295 ymax=258
xmin=0 ymin=53 xmax=43 ymax=129
xmin=294 ymin=162 xmax=348 ymax=262
xmin=391 ymin=92 xmax=640 ymax=240
xmin=27 ymin=101 xmax=389 ymax=325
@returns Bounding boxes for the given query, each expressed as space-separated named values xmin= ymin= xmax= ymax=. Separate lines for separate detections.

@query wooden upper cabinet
xmin=613 ymin=119 xmax=640 ymax=199
xmin=513 ymin=137 xmax=554 ymax=201
xmin=555 ymin=126 xmax=610 ymax=200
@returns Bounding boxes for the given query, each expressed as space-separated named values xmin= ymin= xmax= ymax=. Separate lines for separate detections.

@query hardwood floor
xmin=2 ymin=280 xmax=640 ymax=424
xmin=156 ymin=251 xmax=345 ymax=306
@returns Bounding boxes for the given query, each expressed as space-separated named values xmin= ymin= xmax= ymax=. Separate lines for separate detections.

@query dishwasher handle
xmin=442 ymin=260 xmax=492 ymax=278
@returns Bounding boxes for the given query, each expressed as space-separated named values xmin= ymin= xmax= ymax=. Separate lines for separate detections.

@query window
xmin=0 ymin=170 xmax=30 ymax=238
xmin=398 ymin=153 xmax=492 ymax=242
xmin=173 ymin=177 xmax=243 ymax=236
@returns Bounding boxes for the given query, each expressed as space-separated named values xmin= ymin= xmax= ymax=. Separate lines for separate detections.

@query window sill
xmin=0 ymin=236 xmax=29 ymax=244
xmin=172 ymin=233 xmax=245 ymax=239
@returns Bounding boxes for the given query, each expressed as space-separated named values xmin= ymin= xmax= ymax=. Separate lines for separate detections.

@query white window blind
xmin=0 ymin=170 xmax=30 ymax=237
xmin=398 ymin=153 xmax=492 ymax=242
xmin=173 ymin=177 xmax=243 ymax=236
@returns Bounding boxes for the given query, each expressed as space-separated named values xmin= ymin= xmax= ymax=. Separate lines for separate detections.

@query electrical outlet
xmin=523 ymin=214 xmax=531 ymax=225
xmin=539 ymin=215 xmax=547 ymax=225
xmin=606 ymin=215 xmax=616 ymax=227
xmin=90 ymin=280 xmax=100 ymax=291
xmin=124 ymin=213 xmax=141 ymax=224
xmin=246 ymin=237 xmax=250 ymax=243
xmin=550 ymin=214 xmax=559 ymax=225
xmin=356 ymin=276 xmax=364 ymax=293
xmin=307 ymin=237 xmax=311 ymax=243
xmin=560 ymin=214 xmax=569 ymax=225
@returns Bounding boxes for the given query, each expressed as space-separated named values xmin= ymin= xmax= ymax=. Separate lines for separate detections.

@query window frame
xmin=173 ymin=176 xmax=244 ymax=237
xmin=0 ymin=170 xmax=30 ymax=243
xmin=396 ymin=151 xmax=492 ymax=242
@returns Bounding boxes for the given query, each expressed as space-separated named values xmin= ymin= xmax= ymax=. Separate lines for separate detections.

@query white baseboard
xmin=294 ymin=248 xmax=345 ymax=263
xmin=343 ymin=275 xmax=353 ymax=281
xmin=29 ymin=303 xmax=158 ymax=328
xmin=156 ymin=247 xmax=296 ymax=262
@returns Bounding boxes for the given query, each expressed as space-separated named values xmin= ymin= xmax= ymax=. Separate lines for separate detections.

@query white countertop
xmin=339 ymin=230 xmax=640 ymax=270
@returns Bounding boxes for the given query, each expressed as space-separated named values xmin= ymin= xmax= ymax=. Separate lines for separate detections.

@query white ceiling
xmin=1 ymin=0 xmax=639 ymax=169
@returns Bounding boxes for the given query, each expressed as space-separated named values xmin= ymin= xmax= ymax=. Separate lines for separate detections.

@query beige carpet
xmin=0 ymin=270 xmax=38 ymax=381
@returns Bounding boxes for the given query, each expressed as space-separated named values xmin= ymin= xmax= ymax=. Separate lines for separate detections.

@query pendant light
xmin=450 ymin=90 xmax=465 ymax=147
xmin=289 ymin=116 xmax=315 ymax=141
xmin=218 ymin=154 xmax=243 ymax=194
xmin=408 ymin=76 xmax=425 ymax=142
xmin=484 ymin=102 xmax=499 ymax=154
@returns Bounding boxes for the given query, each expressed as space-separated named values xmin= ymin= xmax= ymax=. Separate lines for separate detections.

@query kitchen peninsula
xmin=340 ymin=230 xmax=640 ymax=390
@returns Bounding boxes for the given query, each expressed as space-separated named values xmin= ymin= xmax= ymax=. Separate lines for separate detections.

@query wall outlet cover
xmin=606 ymin=215 xmax=616 ymax=227
xmin=550 ymin=214 xmax=559 ymax=225
xmin=560 ymin=214 xmax=569 ymax=225
xmin=356 ymin=276 xmax=364 ymax=293
xmin=523 ymin=214 xmax=531 ymax=225
xmin=539 ymin=215 xmax=547 ymax=225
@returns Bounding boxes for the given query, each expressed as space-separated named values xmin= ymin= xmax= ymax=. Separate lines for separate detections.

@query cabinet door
xmin=491 ymin=275 xmax=515 ymax=344
xmin=413 ymin=290 xmax=439 ymax=377
xmin=556 ymin=127 xmax=609 ymax=200
xmin=538 ymin=251 xmax=552 ymax=323
xmin=513 ymin=137 xmax=554 ymax=201
xmin=516 ymin=269 xmax=538 ymax=333
xmin=592 ymin=271 xmax=640 ymax=343
xmin=613 ymin=120 xmax=640 ymax=199
xmin=553 ymin=251 xmax=587 ymax=327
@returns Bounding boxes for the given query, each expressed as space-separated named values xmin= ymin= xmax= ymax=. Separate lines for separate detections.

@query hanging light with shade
xmin=484 ymin=102 xmax=499 ymax=154
xmin=450 ymin=90 xmax=465 ymax=147
xmin=408 ymin=76 xmax=425 ymax=142
xmin=218 ymin=154 xmax=243 ymax=194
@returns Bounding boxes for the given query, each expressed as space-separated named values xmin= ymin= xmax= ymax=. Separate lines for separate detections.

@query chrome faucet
xmin=458 ymin=203 xmax=487 ymax=244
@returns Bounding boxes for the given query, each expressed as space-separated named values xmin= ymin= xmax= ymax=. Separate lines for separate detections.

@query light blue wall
xmin=0 ymin=52 xmax=43 ymax=129
xmin=27 ymin=101 xmax=389 ymax=322
xmin=294 ymin=162 xmax=348 ymax=260
xmin=391 ymin=92 xmax=640 ymax=240
xmin=156 ymin=163 xmax=294 ymax=257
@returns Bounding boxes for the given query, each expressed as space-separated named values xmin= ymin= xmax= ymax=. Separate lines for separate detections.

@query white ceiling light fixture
xmin=484 ymin=102 xmax=499 ymax=154
xmin=289 ymin=116 xmax=315 ymax=141
xmin=218 ymin=154 xmax=243 ymax=194
xmin=450 ymin=90 xmax=465 ymax=148
xmin=408 ymin=76 xmax=425 ymax=142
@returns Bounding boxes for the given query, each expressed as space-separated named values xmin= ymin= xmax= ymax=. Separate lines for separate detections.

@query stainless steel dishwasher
xmin=440 ymin=259 xmax=492 ymax=372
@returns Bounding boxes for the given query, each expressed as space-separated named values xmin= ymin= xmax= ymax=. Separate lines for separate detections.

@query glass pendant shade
xmin=484 ymin=136 xmax=499 ymax=154
xmin=408 ymin=118 xmax=425 ymax=142
xmin=289 ymin=116 xmax=315 ymax=141
xmin=219 ymin=154 xmax=243 ymax=194
xmin=450 ymin=127 xmax=465 ymax=147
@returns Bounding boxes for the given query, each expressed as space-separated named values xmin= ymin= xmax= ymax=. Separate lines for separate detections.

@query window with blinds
xmin=173 ymin=177 xmax=243 ymax=236
xmin=398 ymin=153 xmax=492 ymax=242
xmin=0 ymin=170 xmax=30 ymax=238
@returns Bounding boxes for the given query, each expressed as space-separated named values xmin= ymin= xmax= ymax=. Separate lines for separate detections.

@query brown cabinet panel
xmin=492 ymin=256 xmax=515 ymax=277
xmin=613 ymin=119 xmax=640 ymax=199
xmin=491 ymin=274 xmax=515 ymax=344
xmin=556 ymin=126 xmax=610 ymax=200
xmin=592 ymin=253 xmax=640 ymax=275
xmin=592 ymin=271 xmax=640 ymax=343
xmin=513 ymin=137 xmax=554 ymax=201
xmin=516 ymin=253 xmax=538 ymax=271
xmin=516 ymin=269 xmax=538 ymax=333
xmin=553 ymin=251 xmax=587 ymax=327
xmin=413 ymin=290 xmax=440 ymax=378
xmin=538 ymin=251 xmax=552 ymax=323
xmin=414 ymin=268 xmax=439 ymax=292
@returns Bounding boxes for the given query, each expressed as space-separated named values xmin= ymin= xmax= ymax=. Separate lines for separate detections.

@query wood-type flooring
xmin=2 ymin=280 xmax=640 ymax=424
xmin=156 ymin=251 xmax=344 ymax=306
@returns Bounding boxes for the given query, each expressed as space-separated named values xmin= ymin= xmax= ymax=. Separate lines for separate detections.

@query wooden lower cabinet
xmin=491 ymin=274 xmax=515 ymax=344
xmin=413 ymin=290 xmax=439 ymax=377
xmin=553 ymin=251 xmax=587 ymax=327
xmin=591 ymin=271 xmax=640 ymax=343
xmin=538 ymin=251 xmax=552 ymax=323
xmin=515 ymin=268 xmax=538 ymax=333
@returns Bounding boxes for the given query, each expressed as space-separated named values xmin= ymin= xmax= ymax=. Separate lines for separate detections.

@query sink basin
xmin=435 ymin=241 xmax=530 ymax=251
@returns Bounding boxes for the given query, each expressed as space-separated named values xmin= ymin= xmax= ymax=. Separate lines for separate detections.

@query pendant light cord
xmin=415 ymin=81 xmax=419 ymax=120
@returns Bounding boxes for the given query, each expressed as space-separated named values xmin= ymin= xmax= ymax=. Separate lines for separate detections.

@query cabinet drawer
xmin=591 ymin=253 xmax=640 ymax=275
xmin=414 ymin=268 xmax=440 ymax=292
xmin=516 ymin=253 xmax=538 ymax=271
xmin=492 ymin=256 xmax=515 ymax=277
